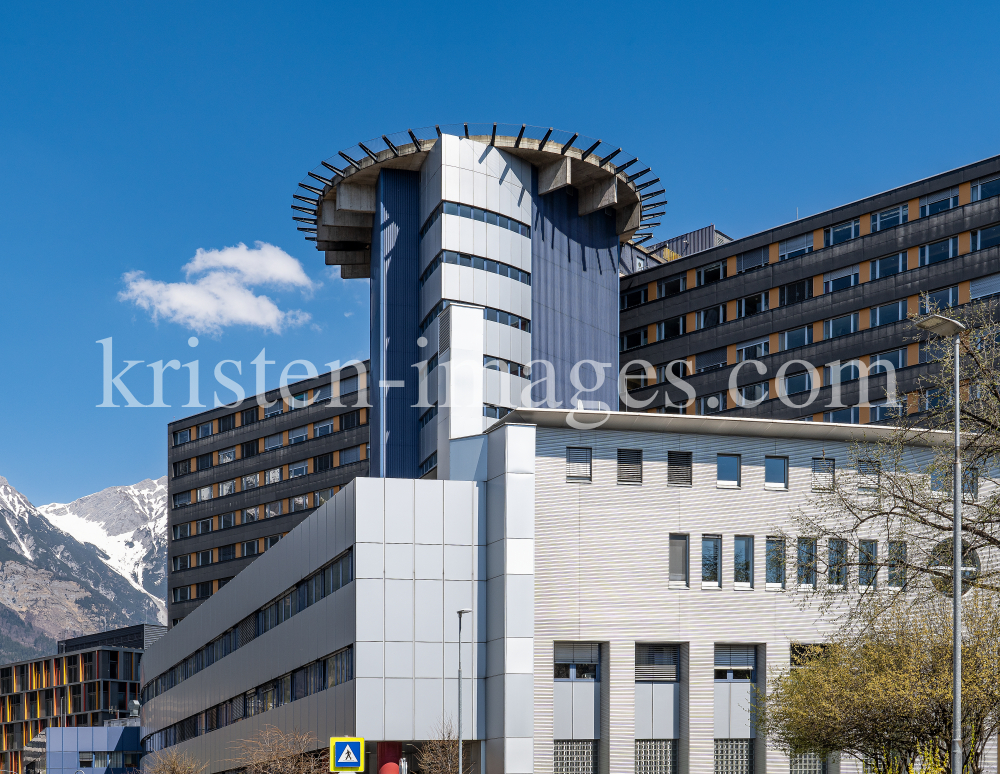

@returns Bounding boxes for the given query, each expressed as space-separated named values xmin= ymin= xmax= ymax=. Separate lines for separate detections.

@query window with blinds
xmin=617 ymin=449 xmax=643 ymax=484
xmin=714 ymin=645 xmax=757 ymax=669
xmin=857 ymin=459 xmax=880 ymax=491
xmin=635 ymin=644 xmax=679 ymax=681
xmin=566 ymin=447 xmax=592 ymax=482
xmin=811 ymin=458 xmax=835 ymax=491
xmin=667 ymin=451 xmax=693 ymax=486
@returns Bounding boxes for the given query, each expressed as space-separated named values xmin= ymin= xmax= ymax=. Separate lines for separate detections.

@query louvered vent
xmin=714 ymin=644 xmax=757 ymax=668
xmin=554 ymin=643 xmax=601 ymax=664
xmin=812 ymin=458 xmax=836 ymax=491
xmin=439 ymin=307 xmax=451 ymax=352
xmin=667 ymin=451 xmax=693 ymax=486
xmin=635 ymin=644 xmax=679 ymax=681
xmin=566 ymin=447 xmax=592 ymax=482
xmin=617 ymin=448 xmax=643 ymax=484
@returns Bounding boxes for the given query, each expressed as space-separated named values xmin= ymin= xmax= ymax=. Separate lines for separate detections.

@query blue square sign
xmin=331 ymin=738 xmax=364 ymax=772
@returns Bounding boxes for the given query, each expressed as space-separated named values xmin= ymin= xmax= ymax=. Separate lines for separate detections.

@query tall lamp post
xmin=916 ymin=312 xmax=967 ymax=773
xmin=457 ymin=608 xmax=472 ymax=774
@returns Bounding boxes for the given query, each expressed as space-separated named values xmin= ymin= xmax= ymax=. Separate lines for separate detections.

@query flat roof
xmin=490 ymin=407 xmax=950 ymax=447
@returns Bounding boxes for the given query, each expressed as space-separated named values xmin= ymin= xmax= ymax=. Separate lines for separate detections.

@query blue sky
xmin=1 ymin=1 xmax=998 ymax=504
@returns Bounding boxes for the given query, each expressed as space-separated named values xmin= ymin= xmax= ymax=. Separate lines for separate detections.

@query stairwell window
xmin=717 ymin=454 xmax=740 ymax=488
xmin=824 ymin=218 xmax=861 ymax=246
xmin=734 ymin=536 xmax=753 ymax=588
xmin=920 ymin=187 xmax=959 ymax=217
xmin=871 ymin=204 xmax=908 ymax=232
xmin=871 ymin=251 xmax=907 ymax=279
xmin=617 ymin=449 xmax=643 ymax=485
xmin=919 ymin=236 xmax=959 ymax=266
xmin=702 ymin=535 xmax=722 ymax=587
xmin=667 ymin=451 xmax=693 ymax=486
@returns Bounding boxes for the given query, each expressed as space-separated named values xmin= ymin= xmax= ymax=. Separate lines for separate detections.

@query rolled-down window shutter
xmin=617 ymin=448 xmax=643 ymax=484
xmin=566 ymin=447 xmax=592 ymax=482
xmin=667 ymin=451 xmax=693 ymax=486
xmin=554 ymin=643 xmax=601 ymax=664
xmin=714 ymin=645 xmax=757 ymax=668
xmin=737 ymin=247 xmax=767 ymax=273
xmin=971 ymin=272 xmax=1000 ymax=300
xmin=696 ymin=347 xmax=728 ymax=372
xmin=812 ymin=458 xmax=836 ymax=491
xmin=635 ymin=644 xmax=679 ymax=681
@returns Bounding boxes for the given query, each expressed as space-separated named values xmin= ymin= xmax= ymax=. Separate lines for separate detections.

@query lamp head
xmin=457 ymin=608 xmax=472 ymax=616
xmin=916 ymin=313 xmax=966 ymax=338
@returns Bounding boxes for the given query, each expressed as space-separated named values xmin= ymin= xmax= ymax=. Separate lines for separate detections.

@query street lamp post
xmin=916 ymin=312 xmax=967 ymax=773
xmin=456 ymin=608 xmax=472 ymax=774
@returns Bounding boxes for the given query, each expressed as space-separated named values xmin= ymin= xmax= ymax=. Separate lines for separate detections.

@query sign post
xmin=330 ymin=738 xmax=364 ymax=772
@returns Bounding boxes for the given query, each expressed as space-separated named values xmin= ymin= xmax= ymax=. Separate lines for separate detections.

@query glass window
xmin=658 ymin=275 xmax=686 ymax=297
xmin=265 ymin=467 xmax=282 ymax=485
xmin=871 ymin=252 xmax=906 ymax=279
xmin=734 ymin=536 xmax=753 ymax=587
xmin=784 ymin=371 xmax=812 ymax=396
xmin=824 ymin=219 xmax=860 ymax=246
xmin=887 ymin=541 xmax=907 ymax=588
xmin=314 ymin=420 xmax=334 ymax=437
xmin=829 ymin=539 xmax=847 ymax=587
xmin=781 ymin=325 xmax=813 ymax=350
xmin=766 ymin=538 xmax=785 ymax=587
xmin=736 ymin=338 xmax=769 ymax=361
xmin=870 ymin=300 xmax=906 ymax=328
xmin=824 ymin=313 xmax=860 ymax=339
xmin=736 ymin=247 xmax=768 ymax=273
xmin=196 ymin=486 xmax=212 ymax=502
xmin=698 ymin=392 xmax=727 ymax=415
xmin=219 ymin=479 xmax=235 ymax=496
xmin=218 ymin=447 xmax=235 ymax=465
xmin=656 ymin=316 xmax=685 ymax=340
xmin=823 ymin=266 xmax=859 ymax=293
xmin=289 ymin=461 xmax=308 ymax=478
xmin=778 ymin=233 xmax=813 ymax=261
xmin=739 ymin=382 xmax=768 ymax=406
xmin=717 ymin=454 xmax=740 ymax=487
xmin=870 ymin=399 xmax=905 ymax=423
xmin=797 ymin=538 xmax=817 ymax=588
xmin=173 ymin=429 xmax=191 ymax=445
xmin=669 ymin=535 xmax=688 ymax=584
xmin=697 ymin=262 xmax=726 ymax=286
xmin=220 ymin=512 xmax=235 ymax=529
xmin=242 ymin=407 xmax=259 ymax=425
xmin=871 ymin=348 xmax=907 ymax=373
xmin=197 ymin=452 xmax=213 ymax=471
xmin=765 ymin=457 xmax=788 ymax=489
xmin=265 ymin=433 xmax=283 ymax=451
xmin=697 ymin=304 xmax=726 ymax=329
xmin=859 ymin=540 xmax=878 ymax=587
xmin=620 ymin=288 xmax=647 ymax=310
xmin=266 ymin=501 xmax=283 ymax=518
xmin=244 ymin=506 xmax=259 ymax=523
xmin=920 ymin=188 xmax=959 ymax=217
xmin=198 ymin=422 xmax=213 ymax=439
xmin=824 ymin=406 xmax=859 ymax=424
xmin=779 ymin=279 xmax=813 ymax=306
xmin=242 ymin=541 xmax=259 ymax=557
xmin=736 ymin=292 xmax=768 ymax=317
xmin=919 ymin=236 xmax=959 ymax=266
xmin=870 ymin=205 xmax=908 ymax=232
xmin=921 ymin=286 xmax=959 ymax=313
xmin=264 ymin=401 xmax=283 ymax=418
xmin=702 ymin=536 xmax=721 ymax=586
xmin=288 ymin=426 xmax=308 ymax=444
xmin=972 ymin=224 xmax=1000 ymax=251
xmin=172 ymin=523 xmax=191 ymax=539
xmin=620 ymin=329 xmax=648 ymax=351
xmin=243 ymin=473 xmax=259 ymax=490
xmin=973 ymin=176 xmax=1000 ymax=202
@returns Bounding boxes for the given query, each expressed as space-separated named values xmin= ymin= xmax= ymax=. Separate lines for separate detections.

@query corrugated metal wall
xmin=370 ymin=169 xmax=420 ymax=478
xmin=530 ymin=170 xmax=620 ymax=410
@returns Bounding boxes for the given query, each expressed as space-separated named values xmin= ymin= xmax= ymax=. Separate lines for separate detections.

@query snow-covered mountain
xmin=0 ymin=476 xmax=167 ymax=662
xmin=38 ymin=477 xmax=168 ymax=623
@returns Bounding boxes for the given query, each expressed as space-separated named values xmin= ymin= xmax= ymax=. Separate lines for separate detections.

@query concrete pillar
xmin=578 ymin=178 xmax=617 ymax=216
xmin=538 ymin=157 xmax=571 ymax=195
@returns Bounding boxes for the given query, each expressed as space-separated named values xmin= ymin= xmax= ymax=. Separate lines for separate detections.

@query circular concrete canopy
xmin=291 ymin=123 xmax=664 ymax=247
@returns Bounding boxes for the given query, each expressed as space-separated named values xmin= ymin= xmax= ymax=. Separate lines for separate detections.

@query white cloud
xmin=119 ymin=242 xmax=313 ymax=335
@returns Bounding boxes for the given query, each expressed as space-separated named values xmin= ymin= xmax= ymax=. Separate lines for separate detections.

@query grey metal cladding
xmin=530 ymin=168 xmax=620 ymax=409
xmin=371 ymin=168 xmax=420 ymax=478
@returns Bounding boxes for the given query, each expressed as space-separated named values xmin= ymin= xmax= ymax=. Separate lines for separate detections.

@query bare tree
xmin=414 ymin=719 xmax=473 ymax=774
xmin=783 ymin=298 xmax=1000 ymax=621
xmin=142 ymin=748 xmax=207 ymax=774
xmin=230 ymin=725 xmax=329 ymax=774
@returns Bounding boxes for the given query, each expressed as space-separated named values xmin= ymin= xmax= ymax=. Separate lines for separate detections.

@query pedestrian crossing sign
xmin=330 ymin=738 xmax=364 ymax=772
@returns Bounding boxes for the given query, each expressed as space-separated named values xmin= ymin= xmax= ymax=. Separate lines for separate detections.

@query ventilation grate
xmin=667 ymin=451 xmax=692 ymax=486
xmin=618 ymin=448 xmax=643 ymax=485
xmin=439 ymin=308 xmax=451 ymax=352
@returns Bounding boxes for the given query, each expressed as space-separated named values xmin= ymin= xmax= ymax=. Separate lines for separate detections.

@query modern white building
xmin=139 ymin=410 xmax=949 ymax=774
